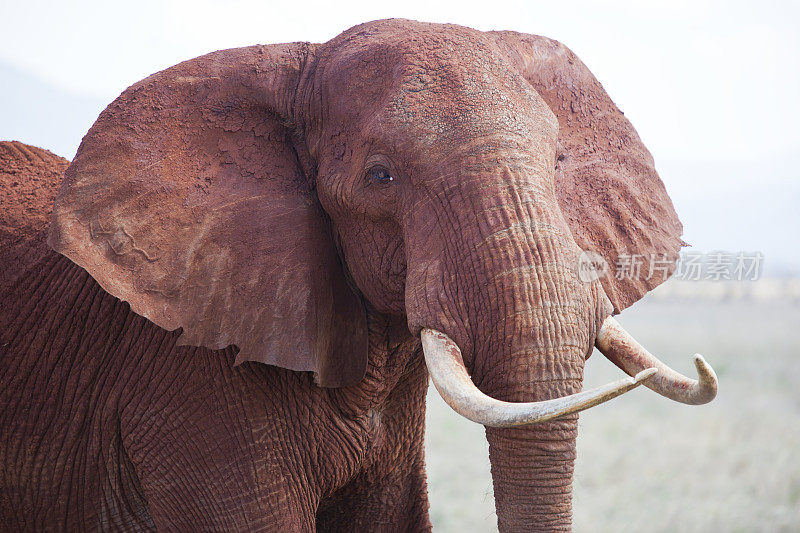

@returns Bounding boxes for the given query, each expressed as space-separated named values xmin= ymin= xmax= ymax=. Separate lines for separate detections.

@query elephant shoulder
xmin=0 ymin=141 xmax=69 ymax=296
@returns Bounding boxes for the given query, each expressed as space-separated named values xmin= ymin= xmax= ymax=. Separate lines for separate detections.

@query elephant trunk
xmin=473 ymin=306 xmax=592 ymax=532
xmin=487 ymin=418 xmax=578 ymax=531
xmin=405 ymin=154 xmax=614 ymax=530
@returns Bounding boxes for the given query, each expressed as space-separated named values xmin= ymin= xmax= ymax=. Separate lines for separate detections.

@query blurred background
xmin=2 ymin=0 xmax=798 ymax=530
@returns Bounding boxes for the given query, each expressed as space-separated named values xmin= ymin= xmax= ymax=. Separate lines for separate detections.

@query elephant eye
xmin=366 ymin=166 xmax=394 ymax=184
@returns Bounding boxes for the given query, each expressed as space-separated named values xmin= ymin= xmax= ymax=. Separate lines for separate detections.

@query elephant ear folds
xmin=492 ymin=32 xmax=686 ymax=313
xmin=48 ymin=44 xmax=368 ymax=387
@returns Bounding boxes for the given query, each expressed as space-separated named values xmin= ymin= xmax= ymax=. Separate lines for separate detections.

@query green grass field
xmin=425 ymin=297 xmax=800 ymax=532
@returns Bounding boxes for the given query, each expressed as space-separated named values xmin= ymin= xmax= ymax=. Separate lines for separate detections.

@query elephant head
xmin=49 ymin=19 xmax=717 ymax=530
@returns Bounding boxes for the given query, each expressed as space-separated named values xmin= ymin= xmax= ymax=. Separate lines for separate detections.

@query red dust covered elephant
xmin=0 ymin=19 xmax=716 ymax=532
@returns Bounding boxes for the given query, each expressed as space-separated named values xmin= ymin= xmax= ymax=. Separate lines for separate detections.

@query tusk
xmin=595 ymin=317 xmax=717 ymax=405
xmin=421 ymin=328 xmax=657 ymax=428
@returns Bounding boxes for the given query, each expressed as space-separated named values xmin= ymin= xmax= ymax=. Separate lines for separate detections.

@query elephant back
xmin=0 ymin=141 xmax=69 ymax=297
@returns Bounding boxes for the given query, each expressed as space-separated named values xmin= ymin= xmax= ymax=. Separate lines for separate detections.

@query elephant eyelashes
xmin=366 ymin=166 xmax=394 ymax=184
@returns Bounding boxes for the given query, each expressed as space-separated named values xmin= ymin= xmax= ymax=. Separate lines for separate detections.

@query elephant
xmin=0 ymin=19 xmax=718 ymax=532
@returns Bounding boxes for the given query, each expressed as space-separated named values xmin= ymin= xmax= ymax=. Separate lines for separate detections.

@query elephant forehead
xmin=319 ymin=21 xmax=557 ymax=149
xmin=377 ymin=69 xmax=556 ymax=151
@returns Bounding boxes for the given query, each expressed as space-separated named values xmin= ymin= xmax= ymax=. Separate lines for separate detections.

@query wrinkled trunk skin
xmin=477 ymin=260 xmax=590 ymax=532
xmin=407 ymin=150 xmax=605 ymax=531
xmin=486 ymin=400 xmax=579 ymax=531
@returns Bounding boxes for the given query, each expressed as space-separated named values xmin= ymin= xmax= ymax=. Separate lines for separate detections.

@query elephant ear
xmin=48 ymin=44 xmax=368 ymax=387
xmin=492 ymin=32 xmax=685 ymax=313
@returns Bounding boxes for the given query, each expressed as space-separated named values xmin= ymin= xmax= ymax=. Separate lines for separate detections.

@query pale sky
xmin=2 ymin=0 xmax=799 ymax=271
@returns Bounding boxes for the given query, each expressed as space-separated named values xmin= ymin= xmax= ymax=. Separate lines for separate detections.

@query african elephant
xmin=0 ymin=19 xmax=717 ymax=532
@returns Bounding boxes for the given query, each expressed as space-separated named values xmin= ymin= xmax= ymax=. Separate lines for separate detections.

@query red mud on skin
xmin=0 ymin=141 xmax=68 ymax=296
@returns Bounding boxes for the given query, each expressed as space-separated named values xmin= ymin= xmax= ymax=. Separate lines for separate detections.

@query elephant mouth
xmin=421 ymin=317 xmax=718 ymax=428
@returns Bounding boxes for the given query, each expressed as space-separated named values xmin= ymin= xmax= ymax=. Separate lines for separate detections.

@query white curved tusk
xmin=421 ymin=328 xmax=656 ymax=428
xmin=595 ymin=316 xmax=718 ymax=405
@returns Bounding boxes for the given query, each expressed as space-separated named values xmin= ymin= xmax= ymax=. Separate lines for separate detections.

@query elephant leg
xmin=135 ymin=456 xmax=315 ymax=532
xmin=120 ymin=348 xmax=320 ymax=532
xmin=315 ymin=452 xmax=430 ymax=532
xmin=315 ymin=358 xmax=431 ymax=532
